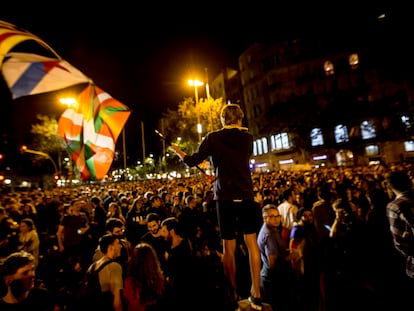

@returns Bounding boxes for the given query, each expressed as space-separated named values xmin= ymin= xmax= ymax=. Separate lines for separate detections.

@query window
xmin=270 ymin=133 xmax=293 ymax=151
xmin=324 ymin=60 xmax=334 ymax=76
xmin=336 ymin=149 xmax=354 ymax=166
xmin=254 ymin=139 xmax=263 ymax=155
xmin=360 ymin=120 xmax=376 ymax=140
xmin=402 ymin=115 xmax=413 ymax=129
xmin=261 ymin=137 xmax=268 ymax=154
xmin=334 ymin=124 xmax=349 ymax=143
xmin=405 ymin=141 xmax=414 ymax=152
xmin=349 ymin=53 xmax=359 ymax=69
xmin=253 ymin=137 xmax=269 ymax=156
xmin=365 ymin=145 xmax=379 ymax=156
xmin=310 ymin=128 xmax=324 ymax=146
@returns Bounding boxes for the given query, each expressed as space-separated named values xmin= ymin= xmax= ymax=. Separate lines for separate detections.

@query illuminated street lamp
xmin=188 ymin=79 xmax=204 ymax=142
xmin=59 ymin=97 xmax=78 ymax=109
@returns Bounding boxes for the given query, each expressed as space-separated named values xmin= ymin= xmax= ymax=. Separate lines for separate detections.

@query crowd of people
xmin=0 ymin=162 xmax=413 ymax=310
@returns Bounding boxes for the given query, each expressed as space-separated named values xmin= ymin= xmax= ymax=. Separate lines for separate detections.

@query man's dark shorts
xmin=216 ymin=199 xmax=259 ymax=240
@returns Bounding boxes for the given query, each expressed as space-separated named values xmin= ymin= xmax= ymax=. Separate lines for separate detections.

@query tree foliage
xmin=161 ymin=96 xmax=225 ymax=154
xmin=30 ymin=114 xmax=66 ymax=155
xmin=29 ymin=114 xmax=70 ymax=175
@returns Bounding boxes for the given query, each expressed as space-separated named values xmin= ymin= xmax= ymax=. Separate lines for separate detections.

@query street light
xmin=20 ymin=145 xmax=59 ymax=178
xmin=188 ymin=79 xmax=204 ymax=142
xmin=59 ymin=97 xmax=78 ymax=109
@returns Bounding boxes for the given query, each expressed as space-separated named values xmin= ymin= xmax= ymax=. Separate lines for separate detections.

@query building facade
xmin=226 ymin=29 xmax=414 ymax=172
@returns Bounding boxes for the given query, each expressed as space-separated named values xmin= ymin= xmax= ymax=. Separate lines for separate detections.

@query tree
xmin=31 ymin=114 xmax=65 ymax=153
xmin=198 ymin=96 xmax=225 ymax=133
xmin=161 ymin=97 xmax=225 ymax=153
xmin=30 ymin=114 xmax=71 ymax=176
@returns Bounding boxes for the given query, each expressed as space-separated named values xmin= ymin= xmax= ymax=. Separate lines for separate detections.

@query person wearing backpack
xmin=74 ymin=233 xmax=123 ymax=311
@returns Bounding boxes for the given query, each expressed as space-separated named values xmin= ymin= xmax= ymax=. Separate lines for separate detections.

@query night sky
xmin=0 ymin=1 xmax=409 ymax=162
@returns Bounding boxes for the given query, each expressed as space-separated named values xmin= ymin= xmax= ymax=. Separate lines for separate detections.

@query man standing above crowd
xmin=170 ymin=103 xmax=263 ymax=310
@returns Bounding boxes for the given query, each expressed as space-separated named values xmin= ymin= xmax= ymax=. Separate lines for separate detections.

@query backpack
xmin=74 ymin=260 xmax=115 ymax=310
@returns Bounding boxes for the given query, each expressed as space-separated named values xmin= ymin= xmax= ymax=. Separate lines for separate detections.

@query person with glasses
xmin=257 ymin=204 xmax=299 ymax=311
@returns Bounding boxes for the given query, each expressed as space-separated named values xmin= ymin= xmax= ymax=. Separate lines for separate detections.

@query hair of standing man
xmin=220 ymin=103 xmax=244 ymax=126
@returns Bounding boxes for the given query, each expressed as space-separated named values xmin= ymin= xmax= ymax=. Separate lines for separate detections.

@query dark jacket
xmin=183 ymin=127 xmax=254 ymax=200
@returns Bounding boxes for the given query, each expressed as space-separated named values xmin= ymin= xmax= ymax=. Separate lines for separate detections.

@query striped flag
xmin=2 ymin=52 xmax=90 ymax=99
xmin=0 ymin=20 xmax=59 ymax=64
xmin=0 ymin=20 xmax=130 ymax=181
xmin=58 ymin=83 xmax=131 ymax=181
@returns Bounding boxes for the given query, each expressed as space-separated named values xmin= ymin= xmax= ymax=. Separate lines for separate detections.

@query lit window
xmin=405 ymin=141 xmax=414 ymax=152
xmin=365 ymin=145 xmax=379 ymax=156
xmin=261 ymin=137 xmax=268 ymax=154
xmin=402 ymin=115 xmax=413 ymax=129
xmin=324 ymin=60 xmax=334 ymax=76
xmin=336 ymin=149 xmax=354 ymax=166
xmin=334 ymin=124 xmax=349 ymax=143
xmin=270 ymin=133 xmax=293 ymax=151
xmin=360 ymin=120 xmax=376 ymax=140
xmin=310 ymin=128 xmax=324 ymax=146
xmin=349 ymin=53 xmax=359 ymax=69
xmin=255 ymin=139 xmax=263 ymax=155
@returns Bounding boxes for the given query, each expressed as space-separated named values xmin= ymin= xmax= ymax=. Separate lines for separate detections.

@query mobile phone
xmin=324 ymin=224 xmax=332 ymax=231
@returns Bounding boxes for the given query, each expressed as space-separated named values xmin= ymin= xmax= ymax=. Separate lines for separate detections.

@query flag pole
xmin=141 ymin=121 xmax=146 ymax=177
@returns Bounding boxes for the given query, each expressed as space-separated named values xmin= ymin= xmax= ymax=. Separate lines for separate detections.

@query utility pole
xmin=205 ymin=67 xmax=213 ymax=132
xmin=122 ymin=128 xmax=127 ymax=180
xmin=141 ymin=121 xmax=146 ymax=178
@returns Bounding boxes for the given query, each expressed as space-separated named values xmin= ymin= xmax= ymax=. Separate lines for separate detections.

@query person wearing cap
xmin=170 ymin=103 xmax=263 ymax=310
xmin=0 ymin=251 xmax=56 ymax=310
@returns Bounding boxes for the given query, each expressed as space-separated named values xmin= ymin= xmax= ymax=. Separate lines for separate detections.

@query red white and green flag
xmin=58 ymin=83 xmax=131 ymax=181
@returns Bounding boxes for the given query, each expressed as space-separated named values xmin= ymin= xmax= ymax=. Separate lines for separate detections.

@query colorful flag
xmin=58 ymin=83 xmax=131 ymax=181
xmin=0 ymin=20 xmax=59 ymax=65
xmin=2 ymin=52 xmax=90 ymax=99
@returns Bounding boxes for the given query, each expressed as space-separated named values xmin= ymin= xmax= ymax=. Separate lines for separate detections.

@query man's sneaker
xmin=248 ymin=296 xmax=263 ymax=311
